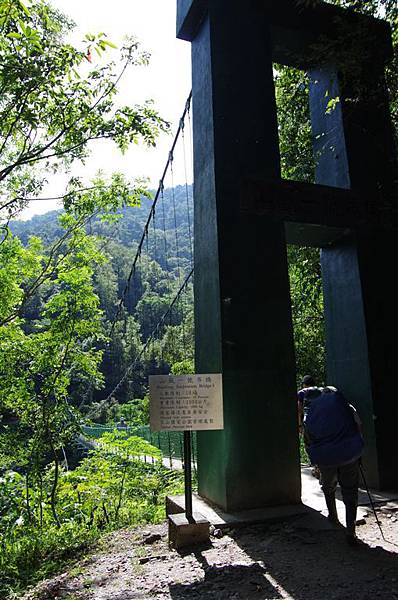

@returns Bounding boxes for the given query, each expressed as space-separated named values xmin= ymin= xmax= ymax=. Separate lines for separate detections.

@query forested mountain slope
xmin=9 ymin=186 xmax=194 ymax=417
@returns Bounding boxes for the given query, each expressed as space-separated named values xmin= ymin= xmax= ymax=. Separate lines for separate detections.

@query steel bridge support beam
xmin=184 ymin=2 xmax=300 ymax=511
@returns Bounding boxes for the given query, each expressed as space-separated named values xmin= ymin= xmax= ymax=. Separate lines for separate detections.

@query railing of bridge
xmin=82 ymin=424 xmax=197 ymax=468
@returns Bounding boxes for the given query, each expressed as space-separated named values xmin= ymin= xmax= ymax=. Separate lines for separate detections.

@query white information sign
xmin=149 ymin=373 xmax=223 ymax=432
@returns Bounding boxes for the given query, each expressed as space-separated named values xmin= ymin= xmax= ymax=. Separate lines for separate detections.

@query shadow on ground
xmin=170 ymin=562 xmax=281 ymax=599
xmin=169 ymin=511 xmax=398 ymax=600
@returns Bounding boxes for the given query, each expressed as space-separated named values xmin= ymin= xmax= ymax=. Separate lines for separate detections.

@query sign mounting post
xmin=149 ymin=373 xmax=223 ymax=547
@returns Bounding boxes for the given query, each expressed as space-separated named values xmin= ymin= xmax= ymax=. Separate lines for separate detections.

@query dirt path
xmin=24 ymin=505 xmax=398 ymax=600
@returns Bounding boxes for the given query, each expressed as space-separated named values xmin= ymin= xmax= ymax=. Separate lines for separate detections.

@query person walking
xmin=303 ymin=386 xmax=364 ymax=545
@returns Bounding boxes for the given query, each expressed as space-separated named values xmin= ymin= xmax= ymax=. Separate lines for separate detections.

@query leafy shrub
xmin=0 ymin=434 xmax=185 ymax=598
xmin=0 ymin=522 xmax=97 ymax=598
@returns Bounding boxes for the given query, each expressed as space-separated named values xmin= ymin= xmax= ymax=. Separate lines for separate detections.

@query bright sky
xmin=21 ymin=0 xmax=192 ymax=219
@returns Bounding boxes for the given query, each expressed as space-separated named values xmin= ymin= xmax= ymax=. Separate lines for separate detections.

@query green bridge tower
xmin=177 ymin=0 xmax=397 ymax=511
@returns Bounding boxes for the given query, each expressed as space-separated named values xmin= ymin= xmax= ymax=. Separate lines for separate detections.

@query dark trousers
xmin=319 ymin=459 xmax=360 ymax=532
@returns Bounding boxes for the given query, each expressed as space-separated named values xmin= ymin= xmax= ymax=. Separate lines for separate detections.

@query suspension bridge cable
xmin=103 ymin=267 xmax=194 ymax=402
xmin=169 ymin=155 xmax=181 ymax=282
xmin=152 ymin=204 xmax=158 ymax=265
xmin=181 ymin=120 xmax=194 ymax=267
xmin=160 ymin=182 xmax=169 ymax=271
xmin=109 ymin=90 xmax=193 ymax=334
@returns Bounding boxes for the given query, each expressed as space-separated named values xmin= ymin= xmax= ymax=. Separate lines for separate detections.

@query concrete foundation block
xmin=166 ymin=494 xmax=185 ymax=516
xmin=168 ymin=512 xmax=210 ymax=549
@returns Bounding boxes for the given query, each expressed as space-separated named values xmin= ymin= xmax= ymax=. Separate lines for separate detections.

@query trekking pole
xmin=359 ymin=462 xmax=386 ymax=542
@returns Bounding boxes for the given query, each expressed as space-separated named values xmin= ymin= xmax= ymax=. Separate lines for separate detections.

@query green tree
xmin=0 ymin=0 xmax=167 ymax=222
xmin=287 ymin=245 xmax=325 ymax=384
xmin=0 ymin=221 xmax=105 ymax=523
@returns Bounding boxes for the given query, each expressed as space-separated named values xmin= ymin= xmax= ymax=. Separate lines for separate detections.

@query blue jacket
xmin=305 ymin=388 xmax=363 ymax=466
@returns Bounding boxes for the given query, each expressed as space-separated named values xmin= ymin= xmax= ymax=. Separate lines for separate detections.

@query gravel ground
xmin=24 ymin=503 xmax=398 ymax=600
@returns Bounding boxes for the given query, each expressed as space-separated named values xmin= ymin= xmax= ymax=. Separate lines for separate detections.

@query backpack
xmin=304 ymin=387 xmax=363 ymax=466
xmin=298 ymin=386 xmax=322 ymax=420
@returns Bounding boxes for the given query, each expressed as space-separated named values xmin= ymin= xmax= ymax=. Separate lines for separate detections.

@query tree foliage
xmin=0 ymin=435 xmax=184 ymax=597
xmin=0 ymin=0 xmax=167 ymax=222
xmin=0 ymin=3 xmax=177 ymax=594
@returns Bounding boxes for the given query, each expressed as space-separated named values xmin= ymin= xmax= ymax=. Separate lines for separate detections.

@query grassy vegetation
xmin=0 ymin=434 xmax=185 ymax=598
